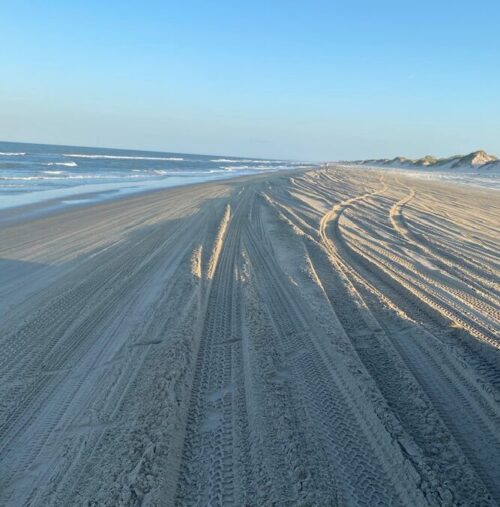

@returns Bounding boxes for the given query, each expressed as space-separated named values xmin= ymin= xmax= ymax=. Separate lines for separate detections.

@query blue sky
xmin=1 ymin=1 xmax=499 ymax=160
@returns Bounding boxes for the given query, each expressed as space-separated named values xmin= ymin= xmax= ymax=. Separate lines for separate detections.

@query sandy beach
xmin=1 ymin=166 xmax=499 ymax=505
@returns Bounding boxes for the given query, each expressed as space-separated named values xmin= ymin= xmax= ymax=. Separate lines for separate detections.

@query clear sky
xmin=1 ymin=1 xmax=499 ymax=160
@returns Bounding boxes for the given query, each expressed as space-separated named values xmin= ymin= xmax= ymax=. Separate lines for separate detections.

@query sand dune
xmin=0 ymin=167 xmax=499 ymax=505
xmin=349 ymin=149 xmax=499 ymax=170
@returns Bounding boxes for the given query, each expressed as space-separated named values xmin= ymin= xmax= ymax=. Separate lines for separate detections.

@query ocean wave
xmin=45 ymin=161 xmax=78 ymax=167
xmin=0 ymin=152 xmax=26 ymax=156
xmin=210 ymin=158 xmax=281 ymax=163
xmin=63 ymin=154 xmax=184 ymax=161
xmin=153 ymin=169 xmax=226 ymax=176
xmin=220 ymin=165 xmax=269 ymax=171
xmin=0 ymin=173 xmax=167 ymax=182
xmin=0 ymin=176 xmax=56 ymax=181
xmin=219 ymin=164 xmax=300 ymax=171
xmin=253 ymin=160 xmax=285 ymax=164
xmin=0 ymin=175 xmax=76 ymax=181
xmin=1 ymin=175 xmax=94 ymax=181
xmin=127 ymin=168 xmax=226 ymax=176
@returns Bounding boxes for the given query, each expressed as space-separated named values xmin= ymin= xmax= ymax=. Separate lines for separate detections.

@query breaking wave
xmin=0 ymin=174 xmax=151 ymax=181
xmin=0 ymin=152 xmax=26 ymax=156
xmin=63 ymin=154 xmax=184 ymax=161
xmin=45 ymin=161 xmax=78 ymax=167
xmin=153 ymin=169 xmax=226 ymax=176
xmin=210 ymin=158 xmax=282 ymax=163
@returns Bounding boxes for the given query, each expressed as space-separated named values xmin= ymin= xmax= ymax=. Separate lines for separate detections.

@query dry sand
xmin=0 ymin=167 xmax=499 ymax=506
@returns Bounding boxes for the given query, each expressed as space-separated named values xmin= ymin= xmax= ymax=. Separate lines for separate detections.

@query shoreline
xmin=0 ymin=167 xmax=309 ymax=226
xmin=0 ymin=140 xmax=316 ymax=216
xmin=2 ymin=162 xmax=497 ymax=226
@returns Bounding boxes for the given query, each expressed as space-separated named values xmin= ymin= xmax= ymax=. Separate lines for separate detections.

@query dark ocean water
xmin=0 ymin=141 xmax=314 ymax=210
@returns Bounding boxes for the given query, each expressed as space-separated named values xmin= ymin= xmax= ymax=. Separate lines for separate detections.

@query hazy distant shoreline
xmin=332 ymin=163 xmax=500 ymax=190
xmin=336 ymin=149 xmax=500 ymax=190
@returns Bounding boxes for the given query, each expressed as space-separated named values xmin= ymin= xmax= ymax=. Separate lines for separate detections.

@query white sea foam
xmin=1 ymin=176 xmax=48 ymax=181
xmin=155 ymin=169 xmax=214 ymax=175
xmin=1 ymin=175 xmax=74 ymax=181
xmin=61 ymin=199 xmax=95 ymax=205
xmin=153 ymin=169 xmax=226 ymax=176
xmin=219 ymin=164 xmax=308 ymax=172
xmin=253 ymin=160 xmax=284 ymax=163
xmin=220 ymin=165 xmax=250 ymax=171
xmin=45 ymin=161 xmax=78 ymax=167
xmin=63 ymin=154 xmax=184 ymax=161
xmin=210 ymin=158 xmax=281 ymax=163
xmin=1 ymin=174 xmax=148 ymax=181
xmin=220 ymin=165 xmax=273 ymax=171
xmin=0 ymin=152 xmax=26 ymax=156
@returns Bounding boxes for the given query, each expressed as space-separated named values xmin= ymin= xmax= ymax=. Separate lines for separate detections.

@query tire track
xmin=318 ymin=185 xmax=500 ymax=504
xmin=175 ymin=191 xmax=254 ymax=506
xmin=389 ymin=185 xmax=500 ymax=303
xmin=243 ymin=201 xmax=423 ymax=506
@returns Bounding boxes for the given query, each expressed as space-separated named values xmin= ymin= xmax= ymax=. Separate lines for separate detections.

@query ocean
xmin=0 ymin=141 xmax=314 ymax=210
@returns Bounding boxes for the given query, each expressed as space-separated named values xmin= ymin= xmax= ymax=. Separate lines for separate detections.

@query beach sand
xmin=1 ymin=167 xmax=499 ymax=505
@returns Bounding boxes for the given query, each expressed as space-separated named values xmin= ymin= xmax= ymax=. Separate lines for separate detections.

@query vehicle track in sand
xmin=389 ymin=186 xmax=500 ymax=299
xmin=314 ymin=178 xmax=500 ymax=504
xmin=1 ymin=167 xmax=499 ymax=506
xmin=243 ymin=216 xmax=423 ymax=506
xmin=0 ymin=214 xmax=208 ymax=505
